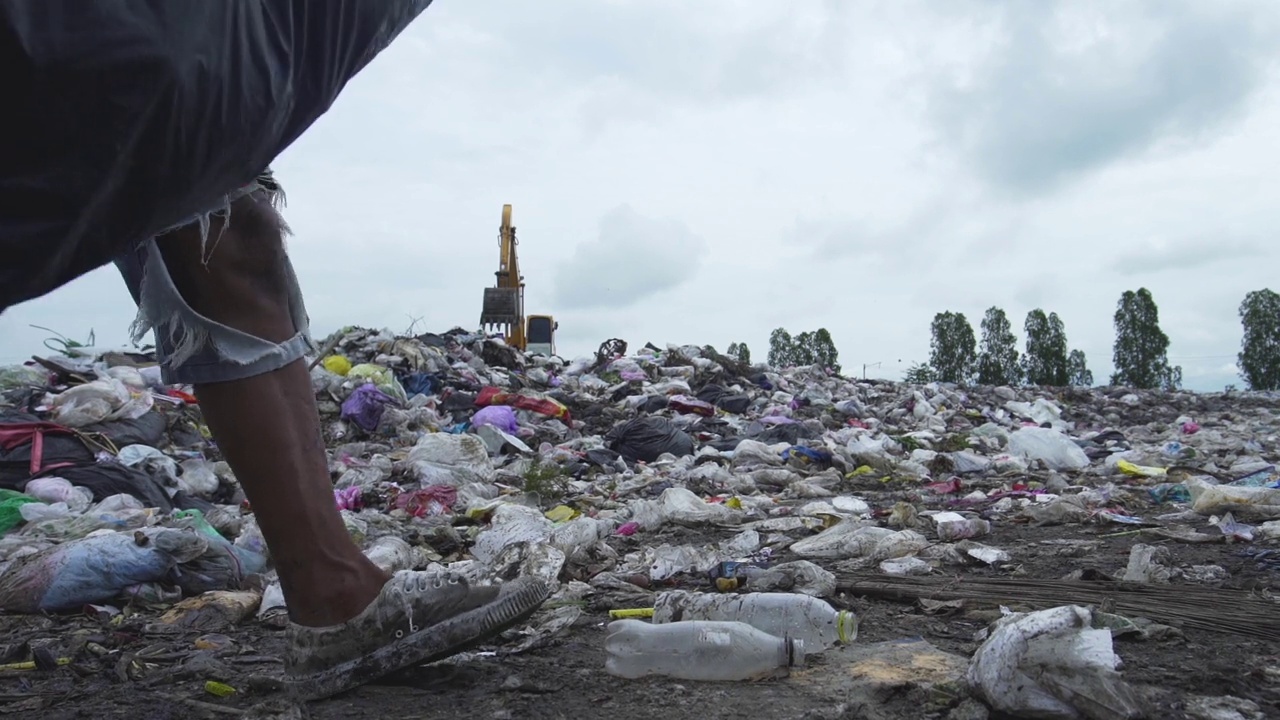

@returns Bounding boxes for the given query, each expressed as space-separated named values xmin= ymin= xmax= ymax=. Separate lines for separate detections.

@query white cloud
xmin=553 ymin=205 xmax=707 ymax=310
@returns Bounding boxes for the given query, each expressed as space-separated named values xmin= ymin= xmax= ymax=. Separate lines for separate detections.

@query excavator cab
xmin=525 ymin=314 xmax=557 ymax=357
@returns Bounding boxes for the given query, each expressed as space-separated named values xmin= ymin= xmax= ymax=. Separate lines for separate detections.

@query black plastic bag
xmin=605 ymin=417 xmax=695 ymax=463
xmin=716 ymin=394 xmax=752 ymax=414
xmin=0 ymin=0 xmax=433 ymax=311
xmin=81 ymin=411 xmax=168 ymax=449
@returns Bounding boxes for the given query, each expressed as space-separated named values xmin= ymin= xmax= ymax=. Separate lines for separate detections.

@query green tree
xmin=929 ymin=311 xmax=977 ymax=384
xmin=976 ymin=307 xmax=1021 ymax=386
xmin=903 ymin=362 xmax=936 ymax=384
xmin=1111 ymin=288 xmax=1180 ymax=390
xmin=1067 ymin=349 xmax=1093 ymax=387
xmin=1238 ymin=289 xmax=1280 ymax=391
xmin=810 ymin=328 xmax=841 ymax=374
xmin=726 ymin=342 xmax=752 ymax=365
xmin=793 ymin=331 xmax=816 ymax=366
xmin=768 ymin=328 xmax=794 ymax=368
xmin=1023 ymin=309 xmax=1069 ymax=386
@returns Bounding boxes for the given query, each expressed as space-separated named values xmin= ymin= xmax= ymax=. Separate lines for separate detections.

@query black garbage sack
xmin=81 ymin=411 xmax=168 ymax=449
xmin=752 ymin=422 xmax=819 ymax=445
xmin=585 ymin=448 xmax=625 ymax=468
xmin=0 ymin=413 xmax=97 ymax=490
xmin=638 ymin=395 xmax=670 ymax=414
xmin=0 ymin=0 xmax=433 ymax=311
xmin=50 ymin=462 xmax=212 ymax=514
xmin=605 ymin=417 xmax=695 ymax=463
xmin=696 ymin=384 xmax=728 ymax=405
xmin=695 ymin=384 xmax=751 ymax=414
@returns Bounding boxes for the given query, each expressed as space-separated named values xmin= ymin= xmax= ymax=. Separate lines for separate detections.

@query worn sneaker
xmin=282 ymin=571 xmax=551 ymax=700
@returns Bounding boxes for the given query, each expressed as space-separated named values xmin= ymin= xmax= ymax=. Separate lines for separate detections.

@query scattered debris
xmin=1 ymin=326 xmax=1279 ymax=717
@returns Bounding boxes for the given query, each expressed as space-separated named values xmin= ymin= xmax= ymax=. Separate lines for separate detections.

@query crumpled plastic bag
xmin=1009 ymin=427 xmax=1090 ymax=471
xmin=401 ymin=433 xmax=495 ymax=486
xmin=605 ymin=416 xmax=695 ymax=463
xmin=1186 ymin=477 xmax=1280 ymax=521
xmin=789 ymin=520 xmax=929 ymax=560
xmin=0 ymin=528 xmax=209 ymax=612
xmin=471 ymin=405 xmax=519 ymax=434
xmin=0 ymin=365 xmax=48 ymax=391
xmin=628 ymin=487 xmax=742 ymax=530
xmin=48 ymin=377 xmax=153 ymax=428
xmin=341 ymin=383 xmax=396 ymax=432
xmin=967 ymin=605 xmax=1144 ymax=720
xmin=472 ymin=504 xmax=553 ymax=565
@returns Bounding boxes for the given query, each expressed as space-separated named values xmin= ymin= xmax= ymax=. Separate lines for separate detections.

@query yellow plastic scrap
xmin=609 ymin=608 xmax=655 ymax=619
xmin=847 ymin=465 xmax=874 ymax=478
xmin=347 ymin=363 xmax=391 ymax=384
xmin=725 ymin=496 xmax=743 ymax=510
xmin=346 ymin=363 xmax=407 ymax=401
xmin=1117 ymin=459 xmax=1167 ymax=478
xmin=0 ymin=657 xmax=71 ymax=671
xmin=204 ymin=681 xmax=237 ymax=697
xmin=322 ymin=355 xmax=352 ymax=376
xmin=544 ymin=505 xmax=578 ymax=523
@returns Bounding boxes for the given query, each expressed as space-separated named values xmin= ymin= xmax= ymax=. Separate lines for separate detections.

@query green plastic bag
xmin=0 ymin=489 xmax=42 ymax=534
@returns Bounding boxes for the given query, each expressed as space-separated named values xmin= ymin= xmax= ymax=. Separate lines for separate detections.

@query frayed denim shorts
xmin=112 ymin=171 xmax=315 ymax=386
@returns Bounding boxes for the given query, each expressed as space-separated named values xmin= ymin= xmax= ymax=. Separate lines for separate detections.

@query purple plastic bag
xmin=341 ymin=383 xmax=395 ymax=432
xmin=471 ymin=405 xmax=519 ymax=434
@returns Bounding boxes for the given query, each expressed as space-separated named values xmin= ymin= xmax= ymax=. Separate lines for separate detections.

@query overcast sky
xmin=3 ymin=0 xmax=1279 ymax=391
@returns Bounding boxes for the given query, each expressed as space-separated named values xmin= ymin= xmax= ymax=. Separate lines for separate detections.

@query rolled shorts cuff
xmin=113 ymin=174 xmax=316 ymax=386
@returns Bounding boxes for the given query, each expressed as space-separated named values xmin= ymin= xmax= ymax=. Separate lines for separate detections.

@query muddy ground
xmin=3 ymin=512 xmax=1278 ymax=720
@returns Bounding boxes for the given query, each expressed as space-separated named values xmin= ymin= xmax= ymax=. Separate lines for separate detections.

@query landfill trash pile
xmin=1 ymin=326 xmax=1278 ymax=719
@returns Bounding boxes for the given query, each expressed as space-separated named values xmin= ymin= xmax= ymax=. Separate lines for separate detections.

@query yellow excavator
xmin=479 ymin=204 xmax=558 ymax=356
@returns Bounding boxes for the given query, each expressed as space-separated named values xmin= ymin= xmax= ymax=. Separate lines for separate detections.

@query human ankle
xmin=283 ymin=563 xmax=390 ymax=628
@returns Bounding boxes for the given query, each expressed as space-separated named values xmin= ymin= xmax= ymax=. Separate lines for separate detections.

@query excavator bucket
xmin=480 ymin=287 xmax=519 ymax=327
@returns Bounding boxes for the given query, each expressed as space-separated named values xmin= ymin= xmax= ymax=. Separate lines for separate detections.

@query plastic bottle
xmin=604 ymin=619 xmax=804 ymax=681
xmin=652 ymin=590 xmax=856 ymax=651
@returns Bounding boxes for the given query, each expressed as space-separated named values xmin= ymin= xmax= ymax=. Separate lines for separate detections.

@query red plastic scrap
xmin=167 ymin=389 xmax=198 ymax=404
xmin=392 ymin=484 xmax=457 ymax=518
xmin=475 ymin=386 xmax=573 ymax=426
xmin=925 ymin=477 xmax=963 ymax=494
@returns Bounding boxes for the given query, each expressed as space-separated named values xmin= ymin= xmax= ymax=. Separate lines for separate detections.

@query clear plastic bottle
xmin=604 ymin=619 xmax=804 ymax=681
xmin=652 ymin=590 xmax=857 ymax=651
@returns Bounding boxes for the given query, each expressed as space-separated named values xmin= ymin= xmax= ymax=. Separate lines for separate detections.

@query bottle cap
xmin=836 ymin=610 xmax=858 ymax=644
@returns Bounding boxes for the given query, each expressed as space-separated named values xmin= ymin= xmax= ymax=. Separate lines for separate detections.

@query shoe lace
xmin=389 ymin=571 xmax=465 ymax=637
xmin=400 ymin=570 xmax=464 ymax=594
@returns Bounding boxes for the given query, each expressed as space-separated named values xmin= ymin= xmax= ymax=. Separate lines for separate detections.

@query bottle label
xmin=700 ymin=630 xmax=732 ymax=646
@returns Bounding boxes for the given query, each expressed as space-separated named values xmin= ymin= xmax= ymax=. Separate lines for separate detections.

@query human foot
xmin=282 ymin=570 xmax=551 ymax=700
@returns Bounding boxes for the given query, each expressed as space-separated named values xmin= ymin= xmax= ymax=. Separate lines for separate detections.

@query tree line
xmin=718 ymin=287 xmax=1280 ymax=392
xmin=908 ymin=287 xmax=1280 ymax=391
xmin=720 ymin=328 xmax=844 ymax=373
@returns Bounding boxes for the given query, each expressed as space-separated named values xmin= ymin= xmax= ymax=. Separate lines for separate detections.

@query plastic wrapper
xmin=605 ymin=417 xmax=695 ymax=463
xmin=968 ymin=605 xmax=1144 ymax=720
xmin=0 ymin=528 xmax=209 ymax=612
xmin=1009 ymin=427 xmax=1091 ymax=471
xmin=400 ymin=433 xmax=495 ymax=487
xmin=629 ymin=487 xmax=743 ymax=530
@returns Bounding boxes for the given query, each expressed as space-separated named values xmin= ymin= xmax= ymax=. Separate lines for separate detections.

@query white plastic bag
xmin=968 ymin=605 xmax=1143 ymax=720
xmin=1009 ymin=427 xmax=1090 ymax=471
xmin=401 ymin=433 xmax=495 ymax=486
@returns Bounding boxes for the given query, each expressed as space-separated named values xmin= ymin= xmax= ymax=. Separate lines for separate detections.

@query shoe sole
xmin=283 ymin=577 xmax=551 ymax=701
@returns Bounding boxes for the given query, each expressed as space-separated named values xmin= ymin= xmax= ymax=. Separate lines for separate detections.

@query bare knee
xmin=157 ymin=192 xmax=296 ymax=343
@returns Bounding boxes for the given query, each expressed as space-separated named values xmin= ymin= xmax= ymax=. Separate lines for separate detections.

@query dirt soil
xmin=3 ymin=511 xmax=1278 ymax=720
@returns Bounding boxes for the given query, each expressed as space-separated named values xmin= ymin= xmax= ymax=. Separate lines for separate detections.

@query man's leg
xmin=151 ymin=191 xmax=389 ymax=627
xmin=114 ymin=178 xmax=550 ymax=700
